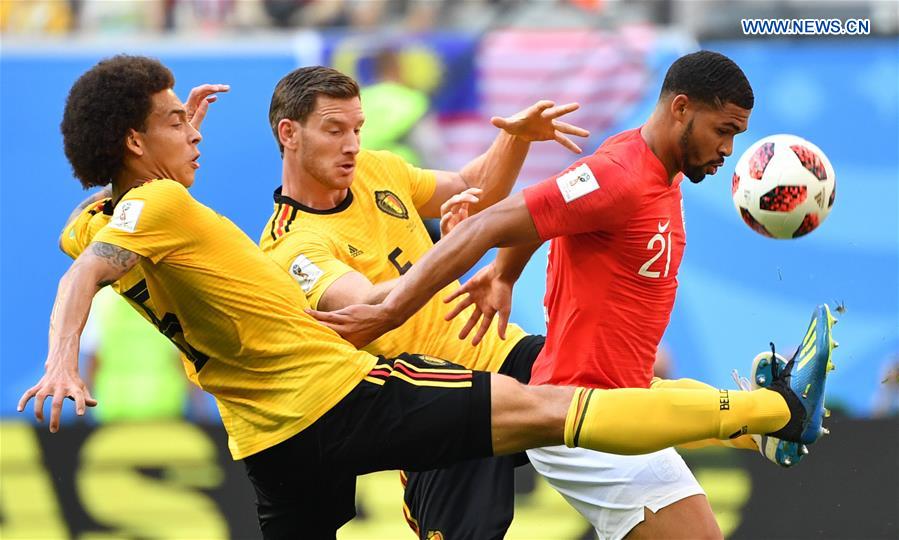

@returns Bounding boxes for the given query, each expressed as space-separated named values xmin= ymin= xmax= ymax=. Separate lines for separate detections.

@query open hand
xmin=307 ymin=304 xmax=396 ymax=349
xmin=440 ymin=187 xmax=481 ymax=238
xmin=492 ymin=100 xmax=590 ymax=154
xmin=17 ymin=367 xmax=97 ymax=433
xmin=443 ymin=262 xmax=513 ymax=346
xmin=185 ymin=84 xmax=231 ymax=130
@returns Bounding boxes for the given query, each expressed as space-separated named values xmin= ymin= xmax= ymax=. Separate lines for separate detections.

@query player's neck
xmin=281 ymin=163 xmax=348 ymax=210
xmin=641 ymin=116 xmax=681 ymax=185
xmin=110 ymin=174 xmax=153 ymax=205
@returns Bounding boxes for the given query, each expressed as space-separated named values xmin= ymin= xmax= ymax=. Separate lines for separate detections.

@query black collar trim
xmin=273 ymin=186 xmax=353 ymax=215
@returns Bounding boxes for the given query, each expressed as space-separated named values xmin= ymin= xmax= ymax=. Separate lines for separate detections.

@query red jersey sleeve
xmin=523 ymin=154 xmax=639 ymax=240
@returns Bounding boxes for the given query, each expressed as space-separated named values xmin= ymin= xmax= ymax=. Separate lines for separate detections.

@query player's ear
xmin=670 ymin=94 xmax=690 ymax=123
xmin=124 ymin=128 xmax=145 ymax=157
xmin=278 ymin=119 xmax=299 ymax=153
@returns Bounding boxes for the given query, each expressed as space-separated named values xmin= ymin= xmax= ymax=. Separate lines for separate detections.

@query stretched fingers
xmin=458 ymin=309 xmax=482 ymax=340
xmin=553 ymin=120 xmax=590 ymax=138
xmin=529 ymin=100 xmax=556 ymax=116
xmin=443 ymin=281 xmax=472 ymax=304
xmin=34 ymin=391 xmax=48 ymax=423
xmin=554 ymin=132 xmax=583 ymax=154
xmin=190 ymin=99 xmax=210 ymax=129
xmin=497 ymin=308 xmax=510 ymax=340
xmin=17 ymin=385 xmax=37 ymax=413
xmin=186 ymin=84 xmax=230 ymax=108
xmin=49 ymin=390 xmax=66 ymax=432
xmin=305 ymin=308 xmax=345 ymax=324
xmin=542 ymin=102 xmax=580 ymax=119
xmin=444 ymin=294 xmax=474 ymax=321
xmin=471 ymin=308 xmax=497 ymax=346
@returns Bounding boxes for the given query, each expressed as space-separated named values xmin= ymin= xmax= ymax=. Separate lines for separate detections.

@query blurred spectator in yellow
xmin=0 ymin=0 xmax=73 ymax=34
xmin=81 ymin=287 xmax=192 ymax=423
xmin=78 ymin=0 xmax=163 ymax=34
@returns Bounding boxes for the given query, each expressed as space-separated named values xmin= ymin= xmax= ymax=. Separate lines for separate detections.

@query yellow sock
xmin=564 ymin=387 xmax=790 ymax=455
xmin=678 ymin=435 xmax=760 ymax=451
xmin=651 ymin=377 xmax=760 ymax=451
xmin=650 ymin=376 xmax=719 ymax=391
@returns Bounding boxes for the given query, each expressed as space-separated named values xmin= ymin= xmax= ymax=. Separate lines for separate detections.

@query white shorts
xmin=526 ymin=445 xmax=705 ymax=540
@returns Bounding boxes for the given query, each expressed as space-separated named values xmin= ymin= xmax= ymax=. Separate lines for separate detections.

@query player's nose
xmin=720 ymin=138 xmax=734 ymax=158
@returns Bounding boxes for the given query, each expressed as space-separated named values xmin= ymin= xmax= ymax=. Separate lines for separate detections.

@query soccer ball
xmin=731 ymin=134 xmax=836 ymax=239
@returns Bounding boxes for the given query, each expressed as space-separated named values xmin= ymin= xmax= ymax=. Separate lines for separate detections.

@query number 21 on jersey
xmin=638 ymin=220 xmax=672 ymax=279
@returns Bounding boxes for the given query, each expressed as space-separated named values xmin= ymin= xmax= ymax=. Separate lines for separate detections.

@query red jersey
xmin=523 ymin=128 xmax=686 ymax=389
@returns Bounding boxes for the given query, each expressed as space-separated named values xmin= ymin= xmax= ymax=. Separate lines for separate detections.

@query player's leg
xmin=522 ymin=381 xmax=721 ymax=539
xmin=242 ymin=421 xmax=357 ymax=539
xmin=501 ymin=303 xmax=838 ymax=455
xmin=626 ymin=495 xmax=721 ymax=540
xmin=402 ymin=457 xmax=517 ymax=540
xmin=401 ymin=336 xmax=544 ymax=539
xmin=241 ymin=352 xmax=499 ymax=539
xmin=239 ymin=361 xmax=782 ymax=538
xmin=490 ymin=375 xmax=791 ymax=456
xmin=326 ymin=329 xmax=826 ymax=462
xmin=528 ymin=444 xmax=712 ymax=540
xmin=650 ymin=377 xmax=759 ymax=451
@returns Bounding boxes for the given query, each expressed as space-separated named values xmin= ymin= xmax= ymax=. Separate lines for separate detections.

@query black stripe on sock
xmin=573 ymin=389 xmax=595 ymax=448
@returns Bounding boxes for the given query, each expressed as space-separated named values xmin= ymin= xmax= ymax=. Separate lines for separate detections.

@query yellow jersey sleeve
xmin=368 ymin=149 xmax=437 ymax=210
xmin=281 ymin=231 xmax=356 ymax=310
xmin=93 ymin=180 xmax=193 ymax=263
xmin=60 ymin=199 xmax=111 ymax=260
xmin=409 ymin=165 xmax=437 ymax=210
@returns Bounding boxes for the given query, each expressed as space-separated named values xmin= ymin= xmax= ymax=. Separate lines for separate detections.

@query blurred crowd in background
xmin=3 ymin=0 xmax=898 ymax=37
xmin=2 ymin=0 xmax=897 ymax=425
xmin=2 ymin=2 xmax=897 ymax=537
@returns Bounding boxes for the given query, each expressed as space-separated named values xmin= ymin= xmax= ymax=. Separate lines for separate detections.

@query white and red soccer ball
xmin=731 ymin=134 xmax=836 ymax=239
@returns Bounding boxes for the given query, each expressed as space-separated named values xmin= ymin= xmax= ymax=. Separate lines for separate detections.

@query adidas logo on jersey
xmin=348 ymin=244 xmax=363 ymax=257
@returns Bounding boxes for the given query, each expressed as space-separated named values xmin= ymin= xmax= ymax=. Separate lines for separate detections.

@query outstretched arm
xmin=310 ymin=192 xmax=541 ymax=347
xmin=417 ymin=101 xmax=588 ymax=219
xmin=318 ymin=272 xmax=400 ymax=312
xmin=442 ymin=240 xmax=543 ymax=345
xmin=18 ymin=242 xmax=140 ymax=431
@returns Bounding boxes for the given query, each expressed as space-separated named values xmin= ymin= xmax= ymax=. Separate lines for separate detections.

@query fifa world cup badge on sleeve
xmin=556 ymin=163 xmax=599 ymax=203
xmin=289 ymin=254 xmax=324 ymax=293
xmin=109 ymin=200 xmax=145 ymax=233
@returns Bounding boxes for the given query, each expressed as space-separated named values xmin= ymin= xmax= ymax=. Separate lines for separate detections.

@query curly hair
xmin=61 ymin=55 xmax=175 ymax=188
xmin=660 ymin=50 xmax=754 ymax=110
xmin=269 ymin=66 xmax=360 ymax=156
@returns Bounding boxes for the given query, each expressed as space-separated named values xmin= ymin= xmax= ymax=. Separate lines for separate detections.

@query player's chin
xmin=684 ymin=167 xmax=707 ymax=184
xmin=178 ymin=169 xmax=197 ymax=188
xmin=332 ymin=171 xmax=355 ymax=188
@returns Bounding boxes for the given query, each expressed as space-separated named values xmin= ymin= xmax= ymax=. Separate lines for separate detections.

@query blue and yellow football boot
xmin=733 ymin=304 xmax=838 ymax=465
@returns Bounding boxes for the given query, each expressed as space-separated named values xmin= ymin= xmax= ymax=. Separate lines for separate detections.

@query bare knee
xmin=489 ymin=374 xmax=573 ymax=455
xmin=626 ymin=495 xmax=722 ymax=540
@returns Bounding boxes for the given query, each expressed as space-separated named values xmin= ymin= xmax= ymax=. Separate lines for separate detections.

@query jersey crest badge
xmin=375 ymin=190 xmax=409 ymax=220
xmin=109 ymin=200 xmax=145 ymax=233
xmin=289 ymin=254 xmax=324 ymax=294
xmin=418 ymin=354 xmax=448 ymax=367
xmin=556 ymin=163 xmax=599 ymax=203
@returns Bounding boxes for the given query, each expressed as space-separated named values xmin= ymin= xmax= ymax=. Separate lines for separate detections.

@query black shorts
xmin=242 ymin=352 xmax=494 ymax=539
xmin=403 ymin=335 xmax=546 ymax=540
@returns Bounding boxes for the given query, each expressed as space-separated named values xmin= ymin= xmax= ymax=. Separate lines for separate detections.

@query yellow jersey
xmin=259 ymin=149 xmax=527 ymax=373
xmin=62 ymin=180 xmax=376 ymax=459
